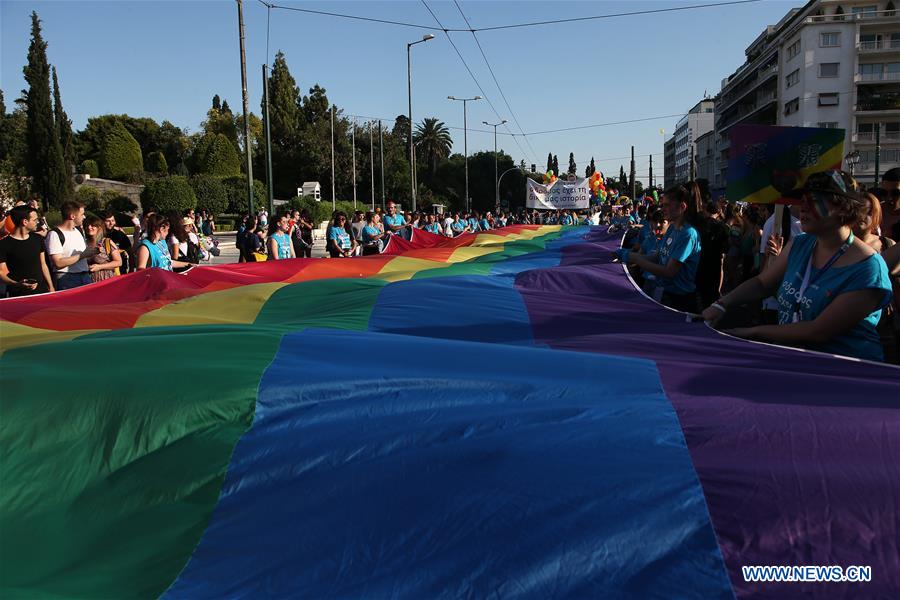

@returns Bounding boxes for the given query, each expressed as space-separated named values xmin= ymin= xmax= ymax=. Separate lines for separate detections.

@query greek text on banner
xmin=526 ymin=177 xmax=590 ymax=210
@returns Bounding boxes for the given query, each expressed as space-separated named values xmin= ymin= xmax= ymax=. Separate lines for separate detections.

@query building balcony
xmin=856 ymin=93 xmax=900 ymax=112
xmin=758 ymin=64 xmax=779 ymax=80
xmin=807 ymin=10 xmax=897 ymax=24
xmin=853 ymin=131 xmax=900 ymax=143
xmin=855 ymin=72 xmax=900 ymax=83
xmin=858 ymin=39 xmax=900 ymax=53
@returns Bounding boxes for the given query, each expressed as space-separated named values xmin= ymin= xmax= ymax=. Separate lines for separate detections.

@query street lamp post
xmin=407 ymin=34 xmax=434 ymax=212
xmin=449 ymin=95 xmax=482 ymax=212
xmin=483 ymin=119 xmax=507 ymax=209
xmin=496 ymin=166 xmax=523 ymax=210
xmin=845 ymin=150 xmax=860 ymax=177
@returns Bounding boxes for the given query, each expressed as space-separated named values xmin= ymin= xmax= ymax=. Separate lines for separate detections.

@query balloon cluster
xmin=543 ymin=170 xmax=558 ymax=185
xmin=589 ymin=172 xmax=607 ymax=203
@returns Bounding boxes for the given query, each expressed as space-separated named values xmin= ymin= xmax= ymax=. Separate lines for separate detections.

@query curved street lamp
xmin=496 ymin=165 xmax=524 ymax=211
xmin=483 ymin=119 xmax=507 ymax=208
xmin=407 ymin=34 xmax=434 ymax=211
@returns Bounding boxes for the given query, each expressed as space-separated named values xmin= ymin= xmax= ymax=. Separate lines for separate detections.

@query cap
xmin=785 ymin=169 xmax=859 ymax=199
xmin=182 ymin=217 xmax=194 ymax=226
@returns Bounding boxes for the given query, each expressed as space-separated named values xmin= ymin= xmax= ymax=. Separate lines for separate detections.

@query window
xmin=860 ymin=63 xmax=883 ymax=78
xmin=820 ymin=32 xmax=840 ymax=47
xmin=786 ymin=69 xmax=800 ymax=87
xmin=852 ymin=5 xmax=878 ymax=18
xmin=817 ymin=122 xmax=839 ymax=128
xmin=887 ymin=122 xmax=900 ymax=135
xmin=818 ymin=92 xmax=840 ymax=106
xmin=786 ymin=40 xmax=801 ymax=60
xmin=784 ymin=97 xmax=800 ymax=115
xmin=819 ymin=62 xmax=840 ymax=77
xmin=889 ymin=62 xmax=900 ymax=77
xmin=857 ymin=123 xmax=874 ymax=134
xmin=892 ymin=33 xmax=900 ymax=49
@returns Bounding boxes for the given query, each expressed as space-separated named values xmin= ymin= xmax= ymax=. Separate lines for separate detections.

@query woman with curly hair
xmin=703 ymin=170 xmax=893 ymax=361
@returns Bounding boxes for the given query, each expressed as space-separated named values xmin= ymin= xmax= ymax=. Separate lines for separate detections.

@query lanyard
xmin=792 ymin=232 xmax=854 ymax=319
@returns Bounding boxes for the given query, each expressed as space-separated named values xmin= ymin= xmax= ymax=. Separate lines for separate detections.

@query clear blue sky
xmin=2 ymin=0 xmax=796 ymax=183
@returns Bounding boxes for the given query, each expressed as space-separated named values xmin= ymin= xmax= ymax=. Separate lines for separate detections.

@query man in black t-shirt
xmin=0 ymin=206 xmax=55 ymax=297
xmin=102 ymin=211 xmax=132 ymax=272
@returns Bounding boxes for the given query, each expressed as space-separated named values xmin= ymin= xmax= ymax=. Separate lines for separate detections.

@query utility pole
xmin=369 ymin=122 xmax=375 ymax=210
xmin=351 ymin=118 xmax=357 ymax=208
xmin=484 ymin=119 xmax=507 ymax=209
xmin=689 ymin=143 xmax=696 ymax=181
xmin=379 ymin=121 xmax=385 ymax=209
xmin=407 ymin=35 xmax=434 ymax=212
xmin=648 ymin=154 xmax=653 ymax=189
xmin=262 ymin=64 xmax=274 ymax=214
xmin=330 ymin=105 xmax=336 ymax=210
xmin=236 ymin=0 xmax=254 ymax=215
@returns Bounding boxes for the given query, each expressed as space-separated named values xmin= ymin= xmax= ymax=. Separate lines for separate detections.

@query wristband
xmin=710 ymin=302 xmax=727 ymax=314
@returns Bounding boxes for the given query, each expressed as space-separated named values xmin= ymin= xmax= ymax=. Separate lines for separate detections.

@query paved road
xmin=207 ymin=231 xmax=328 ymax=265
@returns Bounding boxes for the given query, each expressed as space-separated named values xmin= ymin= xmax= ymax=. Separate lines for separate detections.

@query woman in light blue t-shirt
xmin=617 ymin=183 xmax=702 ymax=312
xmin=703 ymin=170 xmax=892 ymax=362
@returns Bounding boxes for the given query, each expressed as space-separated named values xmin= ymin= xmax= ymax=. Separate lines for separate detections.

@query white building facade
xmin=667 ymin=99 xmax=716 ymax=185
xmin=715 ymin=0 xmax=900 ymax=188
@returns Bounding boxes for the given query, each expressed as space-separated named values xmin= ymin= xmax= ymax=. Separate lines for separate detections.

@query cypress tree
xmin=52 ymin=66 xmax=76 ymax=194
xmin=567 ymin=152 xmax=576 ymax=175
xmin=546 ymin=152 xmax=553 ymax=174
xmin=552 ymin=155 xmax=559 ymax=176
xmin=23 ymin=12 xmax=68 ymax=207
xmin=212 ymin=94 xmax=221 ymax=111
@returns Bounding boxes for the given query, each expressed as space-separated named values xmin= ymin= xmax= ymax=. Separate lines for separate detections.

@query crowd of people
xmin=613 ymin=168 xmax=900 ymax=364
xmin=3 ymin=168 xmax=898 ymax=364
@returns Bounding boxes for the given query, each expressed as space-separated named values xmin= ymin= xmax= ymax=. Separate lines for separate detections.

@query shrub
xmin=80 ymin=159 xmax=99 ymax=178
xmin=222 ymin=176 xmax=267 ymax=214
xmin=98 ymin=120 xmax=143 ymax=181
xmin=193 ymin=133 xmax=240 ymax=177
xmin=75 ymin=185 xmax=102 ymax=213
xmin=190 ymin=174 xmax=228 ymax=216
xmin=105 ymin=193 xmax=138 ymax=215
xmin=146 ymin=151 xmax=168 ymax=174
xmin=45 ymin=209 xmax=62 ymax=228
xmin=140 ymin=175 xmax=197 ymax=214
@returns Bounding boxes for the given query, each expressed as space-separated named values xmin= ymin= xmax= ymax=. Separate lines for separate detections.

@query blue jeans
xmin=56 ymin=271 xmax=92 ymax=290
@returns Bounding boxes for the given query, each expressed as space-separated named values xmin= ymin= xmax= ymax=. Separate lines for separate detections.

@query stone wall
xmin=74 ymin=176 xmax=144 ymax=213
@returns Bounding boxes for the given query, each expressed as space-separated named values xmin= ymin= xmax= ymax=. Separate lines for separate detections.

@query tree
xmin=212 ymin=94 xmax=221 ymax=111
xmin=265 ymin=51 xmax=302 ymax=196
xmin=567 ymin=152 xmax=576 ymax=176
xmin=23 ymin=12 xmax=68 ymax=207
xmin=222 ymin=176 xmax=267 ymax=214
xmin=585 ymin=157 xmax=596 ymax=177
xmin=619 ymin=165 xmax=627 ymax=188
xmin=198 ymin=133 xmax=241 ymax=177
xmin=546 ymin=152 xmax=552 ymax=174
xmin=146 ymin=151 xmax=168 ymax=174
xmin=79 ymin=159 xmax=99 ymax=178
xmin=98 ymin=120 xmax=143 ymax=180
xmin=414 ymin=118 xmax=452 ymax=176
xmin=140 ymin=175 xmax=196 ymax=213
xmin=221 ymin=99 xmax=231 ymax=114
xmin=190 ymin=174 xmax=228 ymax=216
xmin=52 ymin=66 xmax=76 ymax=190
xmin=552 ymin=155 xmax=559 ymax=176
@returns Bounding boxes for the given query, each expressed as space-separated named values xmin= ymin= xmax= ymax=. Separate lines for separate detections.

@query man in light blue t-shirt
xmin=383 ymin=202 xmax=409 ymax=235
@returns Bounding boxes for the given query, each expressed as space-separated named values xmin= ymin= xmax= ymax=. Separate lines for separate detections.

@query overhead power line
xmin=420 ymin=0 xmax=534 ymax=163
xmin=262 ymin=0 xmax=762 ymax=33
xmin=452 ymin=0 xmax=540 ymax=166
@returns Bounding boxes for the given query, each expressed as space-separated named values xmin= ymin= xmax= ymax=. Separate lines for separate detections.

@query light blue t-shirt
xmin=383 ymin=214 xmax=406 ymax=231
xmin=329 ymin=226 xmax=352 ymax=250
xmin=362 ymin=225 xmax=382 ymax=243
xmin=656 ymin=224 xmax=701 ymax=294
xmin=451 ymin=220 xmax=466 ymax=234
xmin=561 ymin=214 xmax=574 ymax=226
xmin=424 ymin=223 xmax=441 ymax=234
xmin=640 ymin=232 xmax=662 ymax=256
xmin=271 ymin=232 xmax=291 ymax=259
xmin=775 ymin=233 xmax=892 ymax=361
xmin=479 ymin=219 xmax=491 ymax=231
xmin=141 ymin=239 xmax=172 ymax=271
xmin=468 ymin=218 xmax=480 ymax=232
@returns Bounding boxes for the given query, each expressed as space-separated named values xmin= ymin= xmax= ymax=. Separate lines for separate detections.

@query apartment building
xmin=715 ymin=0 xmax=899 ymax=188
xmin=663 ymin=136 xmax=677 ymax=189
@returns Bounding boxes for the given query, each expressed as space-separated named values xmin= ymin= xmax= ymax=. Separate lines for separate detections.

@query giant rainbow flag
xmin=1 ymin=225 xmax=898 ymax=598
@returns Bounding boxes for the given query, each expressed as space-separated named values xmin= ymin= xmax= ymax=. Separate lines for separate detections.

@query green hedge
xmin=146 ymin=151 xmax=168 ymax=174
xmin=140 ymin=175 xmax=197 ymax=214
xmin=193 ymin=133 xmax=241 ymax=177
xmin=98 ymin=120 xmax=143 ymax=181
xmin=80 ymin=159 xmax=99 ymax=178
xmin=190 ymin=174 xmax=228 ymax=216
xmin=222 ymin=176 xmax=267 ymax=214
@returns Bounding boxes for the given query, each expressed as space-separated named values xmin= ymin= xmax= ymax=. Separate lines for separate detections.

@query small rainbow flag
xmin=727 ymin=124 xmax=845 ymax=204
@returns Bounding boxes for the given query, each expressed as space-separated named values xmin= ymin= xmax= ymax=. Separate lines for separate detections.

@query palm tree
xmin=413 ymin=118 xmax=452 ymax=175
